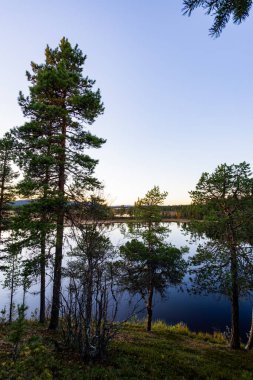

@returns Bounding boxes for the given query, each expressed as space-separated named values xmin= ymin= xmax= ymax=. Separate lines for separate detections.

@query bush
xmin=0 ymin=336 xmax=57 ymax=380
xmin=8 ymin=305 xmax=27 ymax=360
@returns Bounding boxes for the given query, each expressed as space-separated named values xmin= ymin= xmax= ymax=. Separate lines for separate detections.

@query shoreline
xmin=65 ymin=218 xmax=191 ymax=226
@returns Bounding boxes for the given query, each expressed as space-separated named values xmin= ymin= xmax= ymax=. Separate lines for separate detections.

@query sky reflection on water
xmin=1 ymin=222 xmax=252 ymax=339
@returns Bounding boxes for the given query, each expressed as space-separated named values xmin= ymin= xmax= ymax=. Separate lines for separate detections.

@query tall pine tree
xmin=15 ymin=38 xmax=105 ymax=329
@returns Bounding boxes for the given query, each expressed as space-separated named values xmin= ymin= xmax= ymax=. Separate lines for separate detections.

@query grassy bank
xmin=1 ymin=321 xmax=253 ymax=379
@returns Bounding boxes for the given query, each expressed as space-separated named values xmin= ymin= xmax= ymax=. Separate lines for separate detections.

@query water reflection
xmin=0 ymin=222 xmax=252 ymax=339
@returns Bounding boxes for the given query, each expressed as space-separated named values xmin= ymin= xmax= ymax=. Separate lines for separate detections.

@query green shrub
xmin=8 ymin=305 xmax=28 ymax=360
xmin=0 ymin=336 xmax=57 ymax=380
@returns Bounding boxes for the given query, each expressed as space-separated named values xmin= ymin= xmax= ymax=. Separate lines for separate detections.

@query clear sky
xmin=1 ymin=1 xmax=253 ymax=205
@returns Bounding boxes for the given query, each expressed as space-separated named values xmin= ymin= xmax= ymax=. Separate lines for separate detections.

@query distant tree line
xmin=111 ymin=204 xmax=205 ymax=220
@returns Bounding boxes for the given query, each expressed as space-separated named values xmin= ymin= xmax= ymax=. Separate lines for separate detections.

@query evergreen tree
xmin=0 ymin=133 xmax=18 ymax=238
xmin=119 ymin=186 xmax=187 ymax=331
xmin=189 ymin=162 xmax=253 ymax=349
xmin=15 ymin=37 xmax=105 ymax=329
xmin=1 ymin=238 xmax=22 ymax=322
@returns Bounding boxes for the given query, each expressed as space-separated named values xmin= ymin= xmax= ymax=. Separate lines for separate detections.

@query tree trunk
xmin=49 ymin=209 xmax=64 ymax=329
xmin=39 ymin=232 xmax=46 ymax=323
xmin=147 ymin=238 xmax=154 ymax=332
xmin=0 ymin=148 xmax=8 ymax=238
xmin=146 ymin=287 xmax=153 ymax=332
xmin=40 ymin=128 xmax=51 ymax=324
xmin=86 ymin=264 xmax=93 ymax=327
xmin=22 ymin=286 xmax=26 ymax=307
xmin=230 ymin=247 xmax=240 ymax=349
xmin=85 ymin=265 xmax=93 ymax=352
xmin=49 ymin=118 xmax=66 ymax=330
xmin=146 ymin=266 xmax=154 ymax=332
xmin=9 ymin=256 xmax=15 ymax=323
xmin=245 ymin=307 xmax=253 ymax=350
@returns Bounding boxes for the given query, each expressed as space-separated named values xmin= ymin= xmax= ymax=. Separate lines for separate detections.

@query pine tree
xmin=189 ymin=162 xmax=253 ymax=349
xmin=15 ymin=38 xmax=105 ymax=329
xmin=0 ymin=133 xmax=18 ymax=238
xmin=120 ymin=186 xmax=187 ymax=331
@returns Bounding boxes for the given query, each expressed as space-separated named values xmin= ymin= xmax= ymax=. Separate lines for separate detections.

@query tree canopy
xmin=189 ymin=162 xmax=253 ymax=349
xmin=119 ymin=186 xmax=187 ymax=331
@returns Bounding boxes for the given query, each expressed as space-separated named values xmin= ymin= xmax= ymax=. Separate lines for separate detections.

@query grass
xmin=152 ymin=320 xmax=227 ymax=343
xmin=0 ymin=320 xmax=253 ymax=379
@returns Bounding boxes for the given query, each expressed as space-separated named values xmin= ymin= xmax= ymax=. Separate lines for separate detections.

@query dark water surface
xmin=111 ymin=222 xmax=252 ymax=340
xmin=1 ymin=222 xmax=252 ymax=339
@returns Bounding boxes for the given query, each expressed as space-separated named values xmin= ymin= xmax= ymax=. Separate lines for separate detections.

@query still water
xmin=1 ymin=222 xmax=252 ymax=339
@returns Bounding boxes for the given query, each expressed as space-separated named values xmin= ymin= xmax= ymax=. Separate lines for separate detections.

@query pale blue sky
xmin=1 ymin=1 xmax=253 ymax=205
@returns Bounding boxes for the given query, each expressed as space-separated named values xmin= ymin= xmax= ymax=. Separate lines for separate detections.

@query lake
xmin=1 ymin=222 xmax=252 ymax=340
